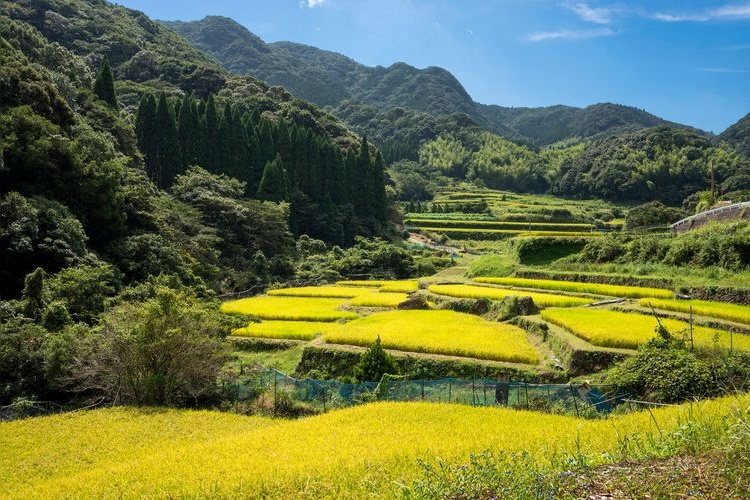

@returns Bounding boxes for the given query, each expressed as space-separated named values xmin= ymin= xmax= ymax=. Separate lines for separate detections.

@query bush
xmin=354 ymin=336 xmax=399 ymax=382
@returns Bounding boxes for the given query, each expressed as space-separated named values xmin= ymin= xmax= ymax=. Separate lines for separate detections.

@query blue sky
xmin=115 ymin=0 xmax=750 ymax=133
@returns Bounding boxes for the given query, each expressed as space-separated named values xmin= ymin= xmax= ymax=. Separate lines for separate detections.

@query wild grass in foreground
xmin=324 ymin=309 xmax=539 ymax=364
xmin=428 ymin=283 xmax=591 ymax=307
xmin=475 ymin=276 xmax=674 ymax=299
xmin=1 ymin=396 xmax=747 ymax=498
xmin=220 ymin=296 xmax=358 ymax=321
xmin=232 ymin=320 xmax=341 ymax=340
xmin=641 ymin=298 xmax=750 ymax=326
xmin=541 ymin=308 xmax=750 ymax=350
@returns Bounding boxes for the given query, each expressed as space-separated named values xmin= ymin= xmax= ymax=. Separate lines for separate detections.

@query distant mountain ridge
xmin=164 ymin=15 xmax=698 ymax=146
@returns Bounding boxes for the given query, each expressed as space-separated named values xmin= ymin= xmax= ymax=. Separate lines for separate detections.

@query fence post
xmin=525 ymin=384 xmax=529 ymax=409
xmin=690 ymin=306 xmax=694 ymax=351
xmin=421 ymin=379 xmax=425 ymax=401
xmin=273 ymin=373 xmax=277 ymax=413
xmin=570 ymin=384 xmax=580 ymax=418
xmin=448 ymin=382 xmax=452 ymax=403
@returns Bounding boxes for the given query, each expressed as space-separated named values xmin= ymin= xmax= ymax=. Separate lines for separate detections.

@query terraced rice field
xmin=1 ymin=396 xmax=745 ymax=498
xmin=267 ymin=286 xmax=376 ymax=298
xmin=419 ymin=228 xmax=601 ymax=240
xmin=474 ymin=277 xmax=674 ymax=299
xmin=324 ymin=309 xmax=539 ymax=364
xmin=348 ymin=292 xmax=409 ymax=308
xmin=336 ymin=279 xmax=419 ymax=292
xmin=641 ymin=298 xmax=750 ymax=326
xmin=541 ymin=308 xmax=750 ymax=350
xmin=232 ymin=320 xmax=341 ymax=340
xmin=221 ymin=296 xmax=358 ymax=322
xmin=428 ymin=283 xmax=592 ymax=307
xmin=406 ymin=219 xmax=595 ymax=231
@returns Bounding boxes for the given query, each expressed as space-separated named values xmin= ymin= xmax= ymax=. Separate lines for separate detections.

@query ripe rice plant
xmin=267 ymin=286 xmax=376 ymax=298
xmin=336 ymin=279 xmax=419 ymax=292
xmin=406 ymin=219 xmax=594 ymax=231
xmin=232 ymin=320 xmax=341 ymax=340
xmin=428 ymin=284 xmax=592 ymax=307
xmin=348 ymin=292 xmax=409 ymax=308
xmin=541 ymin=308 xmax=750 ymax=350
xmin=423 ymin=228 xmax=600 ymax=240
xmin=1 ymin=396 xmax=746 ymax=498
xmin=324 ymin=309 xmax=539 ymax=364
xmin=336 ymin=280 xmax=390 ymax=287
xmin=475 ymin=277 xmax=674 ymax=299
xmin=221 ymin=296 xmax=358 ymax=322
xmin=640 ymin=298 xmax=750 ymax=326
xmin=378 ymin=280 xmax=419 ymax=293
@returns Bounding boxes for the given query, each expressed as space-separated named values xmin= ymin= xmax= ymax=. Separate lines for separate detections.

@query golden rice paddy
xmin=324 ymin=309 xmax=539 ymax=364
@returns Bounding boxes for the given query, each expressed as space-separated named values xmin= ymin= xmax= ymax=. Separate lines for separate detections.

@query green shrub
xmin=354 ymin=336 xmax=399 ymax=382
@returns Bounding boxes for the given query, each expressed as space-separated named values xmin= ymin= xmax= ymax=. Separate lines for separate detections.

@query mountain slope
xmin=165 ymin=16 xmax=696 ymax=147
xmin=720 ymin=112 xmax=750 ymax=158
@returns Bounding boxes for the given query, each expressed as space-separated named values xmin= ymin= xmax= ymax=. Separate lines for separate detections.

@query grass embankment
xmin=428 ymin=283 xmax=591 ymax=307
xmin=1 ymin=396 xmax=747 ymax=497
xmin=474 ymin=277 xmax=674 ymax=299
xmin=220 ymin=296 xmax=358 ymax=322
xmin=541 ymin=308 xmax=750 ymax=351
xmin=324 ymin=309 xmax=539 ymax=364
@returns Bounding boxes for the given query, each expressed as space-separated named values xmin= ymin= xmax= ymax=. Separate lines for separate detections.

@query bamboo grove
xmin=135 ymin=92 xmax=389 ymax=244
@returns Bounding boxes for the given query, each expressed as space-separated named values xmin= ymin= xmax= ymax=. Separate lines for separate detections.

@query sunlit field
xmin=1 ymin=396 xmax=746 ymax=498
xmin=232 ymin=320 xmax=341 ymax=340
xmin=541 ymin=308 xmax=750 ymax=350
xmin=428 ymin=283 xmax=592 ymax=307
xmin=324 ymin=309 xmax=539 ymax=364
xmin=474 ymin=277 xmax=674 ymax=299
xmin=221 ymin=296 xmax=358 ymax=321
xmin=641 ymin=298 xmax=750 ymax=325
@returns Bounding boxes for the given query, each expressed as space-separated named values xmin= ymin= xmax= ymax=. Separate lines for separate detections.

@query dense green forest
xmin=0 ymin=0 xmax=392 ymax=299
xmin=413 ymin=128 xmax=750 ymax=203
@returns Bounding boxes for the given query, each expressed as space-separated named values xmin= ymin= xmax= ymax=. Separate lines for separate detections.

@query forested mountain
xmin=415 ymin=127 xmax=750 ymax=204
xmin=0 ymin=0 xmax=391 ymax=298
xmin=720 ymin=112 xmax=750 ymax=158
xmin=165 ymin=16 xmax=693 ymax=148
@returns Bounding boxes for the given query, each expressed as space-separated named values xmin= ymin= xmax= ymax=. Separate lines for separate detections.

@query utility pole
xmin=710 ymin=160 xmax=716 ymax=206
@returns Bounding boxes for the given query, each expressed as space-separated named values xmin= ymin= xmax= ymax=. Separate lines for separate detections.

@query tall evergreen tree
xmin=371 ymin=151 xmax=388 ymax=219
xmin=258 ymin=119 xmax=276 ymax=166
xmin=93 ymin=55 xmax=117 ymax=109
xmin=154 ymin=92 xmax=181 ymax=187
xmin=217 ymin=102 xmax=234 ymax=176
xmin=256 ymin=153 xmax=289 ymax=202
xmin=135 ymin=94 xmax=157 ymax=175
xmin=274 ymin=119 xmax=293 ymax=184
xmin=177 ymin=93 xmax=198 ymax=168
xmin=246 ymin=127 xmax=262 ymax=195
xmin=202 ymin=94 xmax=220 ymax=170
xmin=356 ymin=135 xmax=373 ymax=217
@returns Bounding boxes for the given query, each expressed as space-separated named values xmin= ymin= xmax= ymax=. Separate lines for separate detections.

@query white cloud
xmin=564 ymin=2 xmax=613 ymax=24
xmin=303 ymin=0 xmax=327 ymax=8
xmin=526 ymin=27 xmax=615 ymax=42
xmin=653 ymin=2 xmax=750 ymax=22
